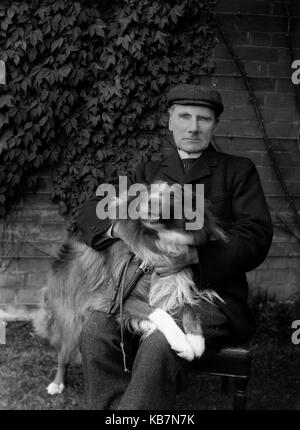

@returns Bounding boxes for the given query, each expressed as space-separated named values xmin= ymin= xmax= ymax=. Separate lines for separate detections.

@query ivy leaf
xmin=0 ymin=129 xmax=13 ymax=154
xmin=51 ymin=37 xmax=64 ymax=52
xmin=0 ymin=94 xmax=13 ymax=108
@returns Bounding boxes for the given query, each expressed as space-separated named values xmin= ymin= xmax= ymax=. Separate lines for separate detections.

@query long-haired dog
xmin=34 ymin=182 xmax=227 ymax=395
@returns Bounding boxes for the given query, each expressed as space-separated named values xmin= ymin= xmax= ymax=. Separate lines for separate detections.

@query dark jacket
xmin=76 ymin=143 xmax=273 ymax=343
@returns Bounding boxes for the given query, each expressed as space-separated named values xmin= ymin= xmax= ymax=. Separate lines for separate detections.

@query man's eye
xmin=180 ymin=114 xmax=190 ymax=119
xmin=198 ymin=116 xmax=211 ymax=122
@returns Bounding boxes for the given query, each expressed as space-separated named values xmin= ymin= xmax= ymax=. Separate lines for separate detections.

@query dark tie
xmin=181 ymin=158 xmax=197 ymax=173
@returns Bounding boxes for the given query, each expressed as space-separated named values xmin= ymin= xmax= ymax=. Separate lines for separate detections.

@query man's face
xmin=168 ymin=104 xmax=218 ymax=153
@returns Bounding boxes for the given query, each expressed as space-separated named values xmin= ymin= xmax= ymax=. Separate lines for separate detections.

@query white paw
xmin=139 ymin=320 xmax=156 ymax=334
xmin=186 ymin=333 xmax=205 ymax=358
xmin=149 ymin=309 xmax=195 ymax=361
xmin=171 ymin=331 xmax=195 ymax=361
xmin=47 ymin=382 xmax=65 ymax=395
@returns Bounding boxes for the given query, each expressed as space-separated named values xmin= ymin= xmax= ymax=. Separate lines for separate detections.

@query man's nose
xmin=188 ymin=117 xmax=199 ymax=133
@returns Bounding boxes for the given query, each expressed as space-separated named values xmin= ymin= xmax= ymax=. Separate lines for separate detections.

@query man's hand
xmin=155 ymin=246 xmax=199 ymax=277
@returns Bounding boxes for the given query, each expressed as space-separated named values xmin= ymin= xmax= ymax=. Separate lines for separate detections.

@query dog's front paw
xmin=186 ymin=333 xmax=205 ymax=358
xmin=149 ymin=309 xmax=194 ymax=361
xmin=171 ymin=332 xmax=195 ymax=361
xmin=139 ymin=320 xmax=157 ymax=335
xmin=47 ymin=382 xmax=65 ymax=395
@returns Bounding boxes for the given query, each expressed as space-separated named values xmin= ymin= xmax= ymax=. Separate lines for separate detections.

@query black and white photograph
xmin=0 ymin=0 xmax=300 ymax=413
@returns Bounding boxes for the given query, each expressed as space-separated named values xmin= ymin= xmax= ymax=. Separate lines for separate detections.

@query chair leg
xmin=221 ymin=376 xmax=229 ymax=394
xmin=233 ymin=377 xmax=248 ymax=410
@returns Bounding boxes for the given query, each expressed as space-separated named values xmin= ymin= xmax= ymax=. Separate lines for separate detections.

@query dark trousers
xmin=79 ymin=303 xmax=232 ymax=410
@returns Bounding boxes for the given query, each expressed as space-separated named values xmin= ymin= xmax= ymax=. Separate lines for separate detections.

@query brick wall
xmin=0 ymin=175 xmax=67 ymax=308
xmin=0 ymin=0 xmax=300 ymax=310
xmin=209 ymin=0 xmax=300 ymax=300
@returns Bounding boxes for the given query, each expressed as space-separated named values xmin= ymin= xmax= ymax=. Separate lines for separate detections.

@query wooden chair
xmin=195 ymin=346 xmax=252 ymax=410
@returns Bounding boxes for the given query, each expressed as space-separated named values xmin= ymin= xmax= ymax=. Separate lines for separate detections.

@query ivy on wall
xmin=0 ymin=0 xmax=216 ymax=219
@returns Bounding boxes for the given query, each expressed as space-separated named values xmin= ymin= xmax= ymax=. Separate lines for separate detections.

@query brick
xmin=19 ymin=192 xmax=53 ymax=206
xmin=266 ymin=195 xmax=300 ymax=211
xmin=220 ymin=90 xmax=257 ymax=105
xmin=0 ymin=288 xmax=16 ymax=304
xmin=0 ymin=258 xmax=18 ymax=272
xmin=266 ymin=257 xmax=300 ymax=270
xmin=290 ymin=4 xmax=300 ymax=17
xmin=252 ymin=278 xmax=299 ymax=302
xmin=215 ymin=136 xmax=265 ymax=151
xmin=265 ymin=93 xmax=297 ymax=108
xmin=268 ymin=139 xmax=299 ymax=151
xmin=235 ymin=46 xmax=279 ymax=62
xmin=272 ymin=33 xmax=289 ymax=47
xmin=275 ymin=78 xmax=295 ymax=93
xmin=273 ymin=228 xmax=300 ymax=243
xmin=215 ymin=30 xmax=249 ymax=46
xmin=255 ymin=269 xmax=300 ymax=301
xmin=269 ymin=63 xmax=291 ymax=77
xmin=205 ymin=76 xmax=235 ymax=90
xmin=272 ymin=2 xmax=287 ymax=16
xmin=259 ymin=257 xmax=288 ymax=270
xmin=249 ymin=77 xmax=276 ymax=91
xmin=16 ymin=287 xmax=42 ymax=305
xmin=230 ymin=105 xmax=257 ymax=120
xmin=276 ymin=47 xmax=292 ymax=64
xmin=27 ymin=271 xmax=48 ymax=288
xmin=8 ymin=207 xmax=65 ymax=223
xmin=217 ymin=120 xmax=261 ymax=137
xmin=258 ymin=166 xmax=300 ymax=182
xmin=229 ymin=150 xmax=300 ymax=167
xmin=216 ymin=15 xmax=286 ymax=33
xmin=260 ymin=106 xmax=297 ymax=122
xmin=249 ymin=32 xmax=272 ymax=46
xmin=212 ymin=43 xmax=231 ymax=60
xmin=292 ymin=18 xmax=300 ymax=34
xmin=213 ymin=60 xmax=240 ymax=75
xmin=38 ymin=224 xmax=67 ymax=241
xmin=215 ymin=1 xmax=273 ymax=15
xmin=244 ymin=62 xmax=269 ymax=76
xmin=262 ymin=180 xmax=300 ymax=195
xmin=265 ymin=122 xmax=299 ymax=138
xmin=271 ymin=210 xmax=300 ymax=224
xmin=293 ymin=48 xmax=300 ymax=60
xmin=24 ymin=175 xmax=54 ymax=192
xmin=0 ymin=241 xmax=61 ymax=258
xmin=0 ymin=273 xmax=25 ymax=289
xmin=16 ymin=257 xmax=52 ymax=272
xmin=217 ymin=136 xmax=299 ymax=153
xmin=0 ymin=221 xmax=67 ymax=242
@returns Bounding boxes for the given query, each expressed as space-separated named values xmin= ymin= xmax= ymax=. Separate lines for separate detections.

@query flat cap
xmin=167 ymin=84 xmax=224 ymax=115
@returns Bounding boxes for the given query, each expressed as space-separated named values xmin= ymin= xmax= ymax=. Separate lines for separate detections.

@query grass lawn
xmin=1 ymin=300 xmax=300 ymax=410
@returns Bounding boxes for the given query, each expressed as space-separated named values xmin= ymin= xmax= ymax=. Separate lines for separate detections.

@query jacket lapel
xmin=183 ymin=144 xmax=219 ymax=183
xmin=157 ymin=143 xmax=220 ymax=184
xmin=158 ymin=146 xmax=185 ymax=183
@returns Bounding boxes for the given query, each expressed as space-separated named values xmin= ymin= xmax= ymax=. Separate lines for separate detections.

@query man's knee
xmin=138 ymin=330 xmax=177 ymax=362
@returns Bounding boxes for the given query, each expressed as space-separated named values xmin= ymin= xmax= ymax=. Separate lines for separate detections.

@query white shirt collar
xmin=177 ymin=149 xmax=202 ymax=159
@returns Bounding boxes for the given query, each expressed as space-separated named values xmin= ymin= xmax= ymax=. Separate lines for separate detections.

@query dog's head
xmin=109 ymin=181 xmax=227 ymax=246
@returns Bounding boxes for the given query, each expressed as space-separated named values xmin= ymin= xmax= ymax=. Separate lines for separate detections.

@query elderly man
xmin=76 ymin=84 xmax=273 ymax=410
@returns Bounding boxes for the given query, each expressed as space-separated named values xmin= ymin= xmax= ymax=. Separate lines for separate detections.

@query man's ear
xmin=168 ymin=116 xmax=173 ymax=132
xmin=213 ymin=117 xmax=220 ymax=133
